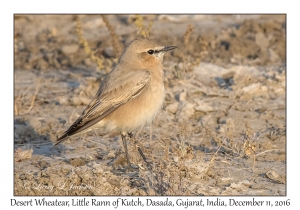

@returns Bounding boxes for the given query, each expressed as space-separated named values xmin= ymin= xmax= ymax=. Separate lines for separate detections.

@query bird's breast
xmin=104 ymin=73 xmax=165 ymax=133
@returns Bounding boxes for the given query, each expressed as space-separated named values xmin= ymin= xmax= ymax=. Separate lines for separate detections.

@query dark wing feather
xmin=54 ymin=70 xmax=151 ymax=145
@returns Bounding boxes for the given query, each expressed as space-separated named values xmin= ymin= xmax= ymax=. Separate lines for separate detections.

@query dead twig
xmin=28 ymin=77 xmax=41 ymax=112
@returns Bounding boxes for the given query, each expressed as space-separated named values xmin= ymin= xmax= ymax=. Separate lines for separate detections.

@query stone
xmin=61 ymin=44 xmax=79 ymax=55
xmin=166 ymin=102 xmax=179 ymax=114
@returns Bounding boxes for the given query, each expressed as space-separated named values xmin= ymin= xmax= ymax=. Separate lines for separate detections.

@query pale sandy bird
xmin=55 ymin=37 xmax=176 ymax=168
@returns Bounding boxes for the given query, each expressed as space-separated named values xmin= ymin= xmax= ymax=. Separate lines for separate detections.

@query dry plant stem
xmin=14 ymin=85 xmax=22 ymax=115
xmin=252 ymin=149 xmax=282 ymax=169
xmin=252 ymin=155 xmax=256 ymax=169
xmin=28 ymin=77 xmax=41 ymax=112
xmin=208 ymin=146 xmax=221 ymax=169
xmin=134 ymin=15 xmax=144 ymax=37
xmin=184 ymin=24 xmax=194 ymax=45
xmin=68 ymin=109 xmax=76 ymax=126
xmin=18 ymin=83 xmax=33 ymax=100
xmin=146 ymin=21 xmax=153 ymax=37
xmin=255 ymin=149 xmax=281 ymax=157
xmin=75 ymin=15 xmax=104 ymax=70
xmin=14 ymin=100 xmax=19 ymax=115
xmin=179 ymin=25 xmax=206 ymax=73
xmin=85 ymin=135 xmax=108 ymax=150
xmin=204 ymin=126 xmax=239 ymax=155
xmin=101 ymin=15 xmax=122 ymax=57
xmin=134 ymin=15 xmax=153 ymax=37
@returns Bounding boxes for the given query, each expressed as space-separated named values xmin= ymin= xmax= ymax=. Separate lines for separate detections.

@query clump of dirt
xmin=14 ymin=15 xmax=286 ymax=196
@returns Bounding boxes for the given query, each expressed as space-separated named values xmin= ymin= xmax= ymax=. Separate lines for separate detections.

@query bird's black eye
xmin=147 ymin=50 xmax=154 ymax=55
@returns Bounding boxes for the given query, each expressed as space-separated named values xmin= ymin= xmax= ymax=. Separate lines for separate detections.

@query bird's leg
xmin=128 ymin=132 xmax=152 ymax=170
xmin=128 ymin=132 xmax=134 ymax=138
xmin=137 ymin=147 xmax=147 ymax=163
xmin=121 ymin=132 xmax=138 ymax=170
xmin=121 ymin=132 xmax=131 ymax=167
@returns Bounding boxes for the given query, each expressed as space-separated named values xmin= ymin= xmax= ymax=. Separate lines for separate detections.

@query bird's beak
xmin=162 ymin=46 xmax=177 ymax=52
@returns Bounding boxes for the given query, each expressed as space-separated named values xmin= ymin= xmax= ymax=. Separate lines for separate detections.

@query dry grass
xmin=14 ymin=77 xmax=42 ymax=116
xmin=27 ymin=77 xmax=42 ymax=112
xmin=129 ymin=123 xmax=216 ymax=196
xmin=101 ymin=15 xmax=123 ymax=58
xmin=241 ymin=123 xmax=258 ymax=168
xmin=173 ymin=24 xmax=208 ymax=79
xmin=203 ymin=122 xmax=285 ymax=171
xmin=134 ymin=15 xmax=153 ymax=38
xmin=14 ymin=97 xmax=19 ymax=115
xmin=184 ymin=24 xmax=194 ymax=45
xmin=74 ymin=15 xmax=125 ymax=73
xmin=74 ymin=15 xmax=105 ymax=71
xmin=204 ymin=125 xmax=242 ymax=156
xmin=14 ymin=145 xmax=33 ymax=162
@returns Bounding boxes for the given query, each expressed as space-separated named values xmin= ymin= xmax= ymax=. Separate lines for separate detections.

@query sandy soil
xmin=14 ymin=14 xmax=286 ymax=195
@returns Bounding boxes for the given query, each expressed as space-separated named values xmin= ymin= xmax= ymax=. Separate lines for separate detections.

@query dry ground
xmin=14 ymin=14 xmax=286 ymax=195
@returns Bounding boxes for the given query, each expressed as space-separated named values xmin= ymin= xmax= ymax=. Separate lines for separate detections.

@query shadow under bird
xmin=55 ymin=37 xmax=176 ymax=168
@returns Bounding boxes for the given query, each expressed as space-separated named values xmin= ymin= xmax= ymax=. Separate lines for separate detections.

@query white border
xmin=3 ymin=0 xmax=298 ymax=209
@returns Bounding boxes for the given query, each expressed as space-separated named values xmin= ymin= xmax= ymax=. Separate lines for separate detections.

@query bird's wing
xmin=55 ymin=70 xmax=151 ymax=145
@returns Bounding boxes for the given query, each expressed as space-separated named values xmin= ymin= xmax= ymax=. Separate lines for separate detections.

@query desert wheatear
xmin=55 ymin=37 xmax=176 ymax=168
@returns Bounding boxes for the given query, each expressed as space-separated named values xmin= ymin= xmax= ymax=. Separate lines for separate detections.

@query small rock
xmin=84 ymin=58 xmax=92 ymax=66
xmin=69 ymin=158 xmax=86 ymax=167
xmin=187 ymin=184 xmax=197 ymax=192
xmin=158 ymin=15 xmax=204 ymax=22
xmin=274 ymin=87 xmax=285 ymax=95
xmin=108 ymin=178 xmax=121 ymax=188
xmin=14 ymin=124 xmax=38 ymax=143
xmin=27 ymin=118 xmax=41 ymax=129
xmin=166 ymin=102 xmax=179 ymax=114
xmin=127 ymin=188 xmax=137 ymax=195
xmin=199 ymin=114 xmax=216 ymax=126
xmin=61 ymin=44 xmax=79 ymax=55
xmin=28 ymin=53 xmax=43 ymax=63
xmin=127 ymin=172 xmax=139 ymax=178
xmin=14 ymin=124 xmax=26 ymax=136
xmin=103 ymin=46 xmax=115 ymax=58
xmin=83 ymin=18 xmax=105 ymax=29
xmin=14 ymin=145 xmax=33 ymax=162
xmin=107 ymin=150 xmax=116 ymax=159
xmin=86 ymin=142 xmax=96 ymax=148
xmin=179 ymin=102 xmax=195 ymax=119
xmin=260 ymin=85 xmax=268 ymax=92
xmin=35 ymin=59 xmax=48 ymax=70
xmin=194 ymin=101 xmax=215 ymax=113
xmin=179 ymin=91 xmax=187 ymax=102
xmin=267 ymin=48 xmax=280 ymax=62
xmin=37 ymin=160 xmax=50 ymax=169
xmin=242 ymin=83 xmax=260 ymax=93
xmin=220 ymin=177 xmax=233 ymax=183
xmin=58 ymin=97 xmax=69 ymax=105
xmin=266 ymin=171 xmax=285 ymax=184
xmin=230 ymin=180 xmax=250 ymax=189
xmin=92 ymin=165 xmax=104 ymax=174
xmin=72 ymin=96 xmax=91 ymax=105
xmin=51 ymin=176 xmax=64 ymax=186
xmin=255 ymin=32 xmax=269 ymax=50
xmin=61 ymin=164 xmax=72 ymax=174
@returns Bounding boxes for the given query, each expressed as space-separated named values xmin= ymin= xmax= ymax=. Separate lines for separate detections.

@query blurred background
xmin=14 ymin=15 xmax=285 ymax=72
